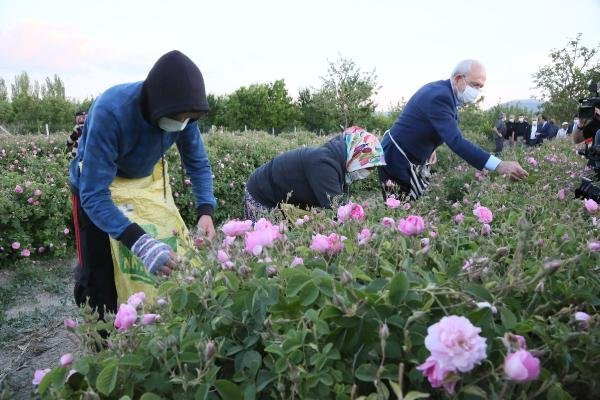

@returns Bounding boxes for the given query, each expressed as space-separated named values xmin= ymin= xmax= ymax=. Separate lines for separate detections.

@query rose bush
xmin=27 ymin=135 xmax=600 ymax=399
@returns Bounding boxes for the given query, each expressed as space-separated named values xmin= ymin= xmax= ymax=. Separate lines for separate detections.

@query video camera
xmin=578 ymin=81 xmax=600 ymax=120
xmin=575 ymin=143 xmax=600 ymax=202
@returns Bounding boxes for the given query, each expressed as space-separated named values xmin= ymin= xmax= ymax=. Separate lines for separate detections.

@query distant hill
xmin=498 ymin=99 xmax=542 ymax=113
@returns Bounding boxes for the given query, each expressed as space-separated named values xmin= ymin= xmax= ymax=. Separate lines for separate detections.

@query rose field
xmin=1 ymin=130 xmax=600 ymax=400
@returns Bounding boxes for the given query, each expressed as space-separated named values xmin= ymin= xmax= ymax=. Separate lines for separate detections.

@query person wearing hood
xmin=69 ymin=50 xmax=216 ymax=318
xmin=378 ymin=60 xmax=528 ymax=200
xmin=244 ymin=126 xmax=386 ymax=221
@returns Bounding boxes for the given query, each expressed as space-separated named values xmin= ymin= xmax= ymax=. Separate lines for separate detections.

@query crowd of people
xmin=493 ymin=113 xmax=581 ymax=154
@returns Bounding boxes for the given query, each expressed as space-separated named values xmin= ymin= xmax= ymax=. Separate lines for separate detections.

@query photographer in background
xmin=572 ymin=107 xmax=600 ymax=145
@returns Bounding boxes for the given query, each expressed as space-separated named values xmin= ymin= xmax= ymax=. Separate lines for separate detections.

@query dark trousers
xmin=494 ymin=136 xmax=504 ymax=154
xmin=377 ymin=167 xmax=410 ymax=200
xmin=71 ymin=192 xmax=118 ymax=320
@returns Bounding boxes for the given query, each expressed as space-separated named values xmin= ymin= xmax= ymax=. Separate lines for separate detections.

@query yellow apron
xmin=108 ymin=161 xmax=192 ymax=304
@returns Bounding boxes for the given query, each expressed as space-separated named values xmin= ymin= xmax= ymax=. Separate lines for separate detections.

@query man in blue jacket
xmin=379 ymin=60 xmax=528 ymax=198
xmin=70 ymin=50 xmax=216 ymax=318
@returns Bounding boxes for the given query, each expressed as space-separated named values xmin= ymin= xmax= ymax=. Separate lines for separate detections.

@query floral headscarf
xmin=344 ymin=126 xmax=386 ymax=172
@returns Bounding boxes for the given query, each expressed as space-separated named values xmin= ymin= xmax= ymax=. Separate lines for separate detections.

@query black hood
xmin=141 ymin=50 xmax=209 ymax=125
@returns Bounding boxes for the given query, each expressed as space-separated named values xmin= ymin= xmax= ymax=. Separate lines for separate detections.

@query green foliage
xmin=533 ymin=33 xmax=600 ymax=122
xmin=30 ymin=137 xmax=600 ymax=399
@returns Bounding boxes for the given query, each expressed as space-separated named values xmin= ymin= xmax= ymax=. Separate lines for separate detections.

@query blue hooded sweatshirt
xmin=69 ymin=50 xmax=216 ymax=248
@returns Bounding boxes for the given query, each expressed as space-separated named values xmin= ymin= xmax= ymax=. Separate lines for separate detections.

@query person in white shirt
xmin=557 ymin=122 xmax=568 ymax=138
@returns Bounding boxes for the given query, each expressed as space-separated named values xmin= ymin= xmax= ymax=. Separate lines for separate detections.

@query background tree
xmin=533 ymin=33 xmax=600 ymax=122
xmin=319 ymin=56 xmax=379 ymax=129
xmin=296 ymin=88 xmax=337 ymax=134
xmin=0 ymin=78 xmax=14 ymax=126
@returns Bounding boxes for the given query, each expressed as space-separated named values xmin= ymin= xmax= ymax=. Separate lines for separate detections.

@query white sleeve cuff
xmin=484 ymin=155 xmax=502 ymax=171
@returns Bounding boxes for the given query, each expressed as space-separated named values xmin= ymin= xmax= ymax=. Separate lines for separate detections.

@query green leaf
xmin=404 ymin=391 xmax=430 ymax=400
xmin=389 ymin=272 xmax=409 ymax=303
xmin=500 ymin=307 xmax=517 ymax=330
xmin=461 ymin=385 xmax=487 ymax=398
xmin=195 ymin=384 xmax=209 ymax=400
xmin=465 ymin=283 xmax=493 ymax=302
xmin=546 ymin=383 xmax=574 ymax=400
xmin=96 ymin=361 xmax=119 ymax=396
xmin=38 ymin=367 xmax=67 ymax=395
xmin=286 ymin=273 xmax=311 ymax=297
xmin=300 ymin=283 xmax=320 ymax=306
xmin=355 ymin=363 xmax=378 ymax=382
xmin=256 ymin=369 xmax=277 ymax=392
xmin=170 ymin=287 xmax=188 ymax=311
xmin=215 ymin=379 xmax=244 ymax=400
xmin=72 ymin=358 xmax=89 ymax=375
xmin=140 ymin=393 xmax=163 ymax=400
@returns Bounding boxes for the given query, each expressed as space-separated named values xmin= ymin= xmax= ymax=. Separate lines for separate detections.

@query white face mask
xmin=158 ymin=117 xmax=190 ymax=132
xmin=518 ymin=117 xmax=524 ymax=122
xmin=509 ymin=118 xmax=514 ymax=122
xmin=457 ymin=76 xmax=479 ymax=104
xmin=346 ymin=169 xmax=371 ymax=183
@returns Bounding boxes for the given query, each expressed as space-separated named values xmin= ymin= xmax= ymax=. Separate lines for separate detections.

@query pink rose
xmin=453 ymin=213 xmax=464 ymax=224
xmin=60 ymin=353 xmax=73 ymax=366
xmin=504 ymin=350 xmax=540 ymax=382
xmin=290 ymin=256 xmax=304 ymax=268
xmin=473 ymin=205 xmax=493 ymax=224
xmin=423 ymin=316 xmax=487 ymax=373
xmin=357 ymin=228 xmax=372 ymax=245
xmin=64 ymin=318 xmax=77 ymax=330
xmin=310 ymin=234 xmax=330 ymax=253
xmin=310 ymin=233 xmax=346 ymax=255
xmin=217 ymin=249 xmax=230 ymax=264
xmin=24 ymin=180 xmax=31 ymax=187
xmin=502 ymin=332 xmax=527 ymax=352
xmin=381 ymin=217 xmax=395 ymax=228
xmin=557 ymin=189 xmax=565 ymax=200
xmin=63 ymin=228 xmax=70 ymax=235
xmin=32 ymin=368 xmax=51 ymax=385
xmin=222 ymin=219 xmax=253 ymax=237
xmin=34 ymin=189 xmax=42 ymax=196
xmin=588 ymin=241 xmax=600 ymax=252
xmin=584 ymin=198 xmax=599 ymax=214
xmin=337 ymin=202 xmax=365 ymax=223
xmin=21 ymin=249 xmax=30 ymax=257
xmin=385 ymin=197 xmax=401 ymax=209
xmin=417 ymin=356 xmax=456 ymax=394
xmin=11 ymin=242 xmax=20 ymax=250
xmin=397 ymin=215 xmax=425 ymax=236
xmin=140 ymin=313 xmax=160 ymax=325
xmin=429 ymin=231 xmax=438 ymax=238
xmin=223 ymin=236 xmax=236 ymax=247
xmin=575 ymin=311 xmax=591 ymax=322
xmin=114 ymin=303 xmax=137 ymax=331
xmin=401 ymin=202 xmax=412 ymax=211
xmin=527 ymin=157 xmax=538 ymax=167
xmin=14 ymin=184 xmax=23 ymax=193
xmin=127 ymin=292 xmax=146 ymax=308
xmin=184 ymin=178 xmax=192 ymax=186
xmin=244 ymin=219 xmax=282 ymax=255
xmin=385 ymin=179 xmax=395 ymax=187
xmin=156 ymin=298 xmax=168 ymax=306
xmin=27 ymin=197 xmax=34 ymax=204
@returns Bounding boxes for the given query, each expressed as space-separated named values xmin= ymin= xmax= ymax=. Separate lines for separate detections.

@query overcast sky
xmin=0 ymin=0 xmax=598 ymax=110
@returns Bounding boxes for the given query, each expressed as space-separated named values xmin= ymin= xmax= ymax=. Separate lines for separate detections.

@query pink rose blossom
xmin=423 ymin=315 xmax=487 ymax=373
xmin=21 ymin=249 xmax=30 ymax=257
xmin=14 ymin=184 xmax=23 ymax=193
xmin=381 ymin=217 xmax=395 ymax=228
xmin=63 ymin=228 xmax=70 ymax=235
xmin=223 ymin=236 xmax=236 ymax=247
xmin=127 ymin=292 xmax=146 ymax=308
xmin=290 ymin=256 xmax=304 ymax=268
xmin=588 ymin=241 xmax=600 ymax=252
xmin=184 ymin=178 xmax=192 ymax=186
xmin=217 ymin=250 xmax=229 ymax=264
xmin=140 ymin=313 xmax=160 ymax=325
xmin=222 ymin=219 xmax=253 ymax=236
xmin=575 ymin=311 xmax=591 ymax=322
xmin=474 ymin=171 xmax=484 ymax=181
xmin=502 ymin=332 xmax=527 ymax=352
xmin=34 ymin=189 xmax=42 ymax=196
xmin=401 ymin=202 xmax=411 ymax=211
xmin=156 ymin=298 xmax=168 ymax=306
xmin=421 ymin=238 xmax=430 ymax=247
xmin=453 ymin=213 xmax=464 ymax=224
xmin=60 ymin=353 xmax=73 ymax=366
xmin=429 ymin=231 xmax=438 ymax=238
xmin=11 ymin=242 xmax=20 ymax=250
xmin=27 ymin=197 xmax=34 ymax=204
xmin=385 ymin=179 xmax=395 ymax=187
xmin=114 ymin=303 xmax=137 ymax=331
xmin=584 ymin=198 xmax=598 ymax=214
xmin=385 ymin=196 xmax=401 ymax=209
xmin=310 ymin=233 xmax=346 ymax=255
xmin=397 ymin=215 xmax=425 ymax=236
xmin=504 ymin=350 xmax=540 ymax=382
xmin=473 ymin=206 xmax=493 ymax=224
xmin=557 ymin=189 xmax=565 ymax=200
xmin=24 ymin=180 xmax=31 ymax=188
xmin=33 ymin=200 xmax=39 ymax=206
xmin=417 ymin=356 xmax=456 ymax=394
xmin=357 ymin=228 xmax=372 ymax=245
xmin=32 ymin=369 xmax=51 ymax=385
xmin=527 ymin=157 xmax=538 ymax=167
xmin=337 ymin=202 xmax=365 ymax=223
xmin=244 ymin=219 xmax=282 ymax=255
xmin=64 ymin=319 xmax=77 ymax=329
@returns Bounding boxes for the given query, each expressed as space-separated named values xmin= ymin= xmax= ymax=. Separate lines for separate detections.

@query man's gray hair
xmin=451 ymin=60 xmax=477 ymax=78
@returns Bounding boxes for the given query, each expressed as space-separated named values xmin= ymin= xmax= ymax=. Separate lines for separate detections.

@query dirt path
xmin=0 ymin=258 xmax=80 ymax=400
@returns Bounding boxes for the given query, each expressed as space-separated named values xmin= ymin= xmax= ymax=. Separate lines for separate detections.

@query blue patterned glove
xmin=131 ymin=234 xmax=172 ymax=274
